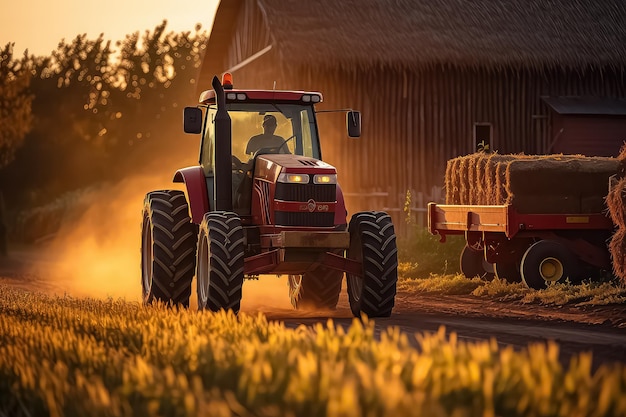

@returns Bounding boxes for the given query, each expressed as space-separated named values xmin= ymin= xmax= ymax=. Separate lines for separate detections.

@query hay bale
xmin=484 ymin=155 xmax=515 ymax=205
xmin=495 ymin=162 xmax=510 ymax=205
xmin=475 ymin=155 xmax=489 ymax=204
xmin=445 ymin=157 xmax=462 ymax=204
xmin=506 ymin=157 xmax=617 ymax=196
xmin=460 ymin=153 xmax=486 ymax=205
xmin=467 ymin=155 xmax=479 ymax=205
xmin=444 ymin=153 xmax=617 ymax=212
xmin=509 ymin=193 xmax=582 ymax=214
xmin=607 ymin=176 xmax=626 ymax=230
xmin=458 ymin=156 xmax=472 ymax=205
xmin=609 ymin=228 xmax=626 ymax=282
xmin=618 ymin=143 xmax=626 ymax=162
xmin=444 ymin=158 xmax=454 ymax=203
xmin=505 ymin=157 xmax=618 ymax=214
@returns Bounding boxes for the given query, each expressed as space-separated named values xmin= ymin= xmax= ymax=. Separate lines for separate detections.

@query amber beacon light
xmin=222 ymin=72 xmax=233 ymax=89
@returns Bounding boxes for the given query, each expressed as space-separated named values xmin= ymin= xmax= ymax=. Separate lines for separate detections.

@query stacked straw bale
xmin=606 ymin=147 xmax=626 ymax=282
xmin=444 ymin=153 xmax=618 ymax=214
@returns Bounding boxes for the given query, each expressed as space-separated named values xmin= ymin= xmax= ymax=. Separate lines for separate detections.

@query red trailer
xmin=427 ymin=203 xmax=614 ymax=289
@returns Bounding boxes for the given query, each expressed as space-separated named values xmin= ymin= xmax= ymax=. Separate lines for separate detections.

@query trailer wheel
xmin=288 ymin=263 xmax=343 ymax=310
xmin=460 ymin=245 xmax=495 ymax=281
xmin=492 ymin=239 xmax=533 ymax=283
xmin=141 ymin=190 xmax=197 ymax=307
xmin=346 ymin=212 xmax=398 ymax=318
xmin=494 ymin=261 xmax=522 ymax=283
xmin=196 ymin=212 xmax=245 ymax=313
xmin=521 ymin=240 xmax=580 ymax=290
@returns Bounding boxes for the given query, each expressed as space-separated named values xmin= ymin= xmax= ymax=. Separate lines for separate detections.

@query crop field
xmin=1 ymin=285 xmax=626 ymax=417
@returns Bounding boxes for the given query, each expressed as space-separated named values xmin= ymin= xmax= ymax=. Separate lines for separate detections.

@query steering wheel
xmin=279 ymin=134 xmax=296 ymax=152
xmin=253 ymin=135 xmax=296 ymax=158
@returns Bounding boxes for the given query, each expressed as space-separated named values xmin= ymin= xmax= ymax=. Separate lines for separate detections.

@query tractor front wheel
xmin=346 ymin=212 xmax=398 ymax=318
xmin=196 ymin=212 xmax=245 ymax=313
xmin=141 ymin=190 xmax=197 ymax=307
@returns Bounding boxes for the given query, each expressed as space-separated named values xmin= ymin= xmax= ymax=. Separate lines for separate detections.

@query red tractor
xmin=141 ymin=74 xmax=398 ymax=317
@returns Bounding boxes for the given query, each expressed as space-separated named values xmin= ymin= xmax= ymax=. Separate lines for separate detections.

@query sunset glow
xmin=0 ymin=0 xmax=219 ymax=56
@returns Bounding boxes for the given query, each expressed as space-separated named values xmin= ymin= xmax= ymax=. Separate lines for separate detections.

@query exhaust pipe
xmin=212 ymin=75 xmax=233 ymax=212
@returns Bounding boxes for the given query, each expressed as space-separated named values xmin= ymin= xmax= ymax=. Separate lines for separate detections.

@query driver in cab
xmin=246 ymin=114 xmax=289 ymax=156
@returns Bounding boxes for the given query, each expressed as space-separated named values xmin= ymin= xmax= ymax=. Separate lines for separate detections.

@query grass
xmin=396 ymin=226 xmax=465 ymax=277
xmin=398 ymin=272 xmax=626 ymax=307
xmin=1 ymin=285 xmax=626 ymax=417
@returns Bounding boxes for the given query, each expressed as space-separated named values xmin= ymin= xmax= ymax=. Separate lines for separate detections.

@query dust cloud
xmin=32 ymin=125 xmax=200 ymax=300
xmin=39 ymin=173 xmax=334 ymax=314
xmin=43 ymin=173 xmax=180 ymax=301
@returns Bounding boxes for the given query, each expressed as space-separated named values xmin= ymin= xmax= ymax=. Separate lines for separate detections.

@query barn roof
xmin=542 ymin=96 xmax=626 ymax=115
xmin=208 ymin=0 xmax=626 ymax=72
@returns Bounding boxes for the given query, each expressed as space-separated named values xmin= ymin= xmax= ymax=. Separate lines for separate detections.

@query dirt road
xmin=2 ymin=252 xmax=625 ymax=371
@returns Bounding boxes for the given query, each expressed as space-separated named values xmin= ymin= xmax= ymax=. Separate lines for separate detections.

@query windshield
xmin=206 ymin=103 xmax=321 ymax=163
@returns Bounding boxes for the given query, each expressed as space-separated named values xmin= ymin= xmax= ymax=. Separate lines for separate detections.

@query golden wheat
xmin=1 ymin=285 xmax=625 ymax=416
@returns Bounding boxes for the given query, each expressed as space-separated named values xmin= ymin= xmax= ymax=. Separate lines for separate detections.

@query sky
xmin=0 ymin=0 xmax=220 ymax=56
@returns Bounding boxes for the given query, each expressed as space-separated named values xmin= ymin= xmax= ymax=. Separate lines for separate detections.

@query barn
xmin=198 ymin=0 xmax=626 ymax=227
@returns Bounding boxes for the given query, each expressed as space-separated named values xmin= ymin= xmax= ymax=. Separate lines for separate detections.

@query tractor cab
xmin=183 ymin=73 xmax=360 ymax=217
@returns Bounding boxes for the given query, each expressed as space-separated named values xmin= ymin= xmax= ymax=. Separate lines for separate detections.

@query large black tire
xmin=288 ymin=261 xmax=343 ymax=310
xmin=196 ymin=212 xmax=245 ymax=313
xmin=346 ymin=212 xmax=398 ymax=318
xmin=141 ymin=190 xmax=197 ymax=307
xmin=460 ymin=245 xmax=495 ymax=281
xmin=521 ymin=240 xmax=581 ymax=290
xmin=494 ymin=261 xmax=522 ymax=283
xmin=492 ymin=239 xmax=532 ymax=283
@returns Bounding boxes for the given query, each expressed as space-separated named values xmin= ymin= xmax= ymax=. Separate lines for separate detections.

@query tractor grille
xmin=275 ymin=183 xmax=336 ymax=202
xmin=275 ymin=211 xmax=335 ymax=227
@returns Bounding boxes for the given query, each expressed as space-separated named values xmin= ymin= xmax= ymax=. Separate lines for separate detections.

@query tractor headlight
xmin=313 ymin=174 xmax=337 ymax=184
xmin=278 ymin=173 xmax=310 ymax=184
xmin=226 ymin=92 xmax=248 ymax=101
xmin=301 ymin=94 xmax=322 ymax=103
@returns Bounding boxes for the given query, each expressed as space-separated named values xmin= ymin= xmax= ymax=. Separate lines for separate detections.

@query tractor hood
xmin=254 ymin=154 xmax=337 ymax=183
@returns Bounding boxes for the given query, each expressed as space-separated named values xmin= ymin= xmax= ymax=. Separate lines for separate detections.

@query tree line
xmin=0 ymin=21 xmax=208 ymax=249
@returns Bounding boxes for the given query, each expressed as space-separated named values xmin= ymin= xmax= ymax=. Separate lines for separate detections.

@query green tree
xmin=100 ymin=21 xmax=207 ymax=173
xmin=0 ymin=43 xmax=33 ymax=167
xmin=0 ymin=35 xmax=117 ymax=211
xmin=0 ymin=43 xmax=33 ymax=254
xmin=0 ymin=22 xmax=208 ymax=244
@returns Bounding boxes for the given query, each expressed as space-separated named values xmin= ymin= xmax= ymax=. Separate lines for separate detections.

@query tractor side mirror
xmin=183 ymin=107 xmax=203 ymax=134
xmin=346 ymin=111 xmax=361 ymax=138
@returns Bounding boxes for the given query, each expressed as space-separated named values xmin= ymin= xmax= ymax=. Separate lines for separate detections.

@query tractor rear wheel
xmin=460 ymin=245 xmax=495 ymax=281
xmin=521 ymin=240 xmax=580 ymax=290
xmin=346 ymin=212 xmax=398 ymax=318
xmin=141 ymin=190 xmax=197 ymax=307
xmin=288 ymin=261 xmax=343 ymax=310
xmin=196 ymin=212 xmax=245 ymax=313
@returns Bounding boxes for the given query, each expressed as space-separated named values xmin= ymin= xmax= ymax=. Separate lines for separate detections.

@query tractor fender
xmin=335 ymin=183 xmax=348 ymax=228
xmin=173 ymin=166 xmax=210 ymax=224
